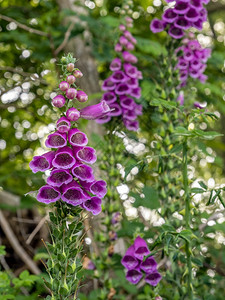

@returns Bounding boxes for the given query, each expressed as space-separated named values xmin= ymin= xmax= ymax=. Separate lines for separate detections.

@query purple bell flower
xmin=115 ymin=83 xmax=131 ymax=95
xmin=162 ymin=9 xmax=177 ymax=23
xmin=74 ymin=146 xmax=97 ymax=164
xmin=102 ymin=92 xmax=117 ymax=104
xmin=110 ymin=58 xmax=122 ymax=71
xmin=108 ymin=103 xmax=122 ymax=117
xmin=102 ymin=78 xmax=116 ymax=91
xmin=56 ymin=117 xmax=71 ymax=133
xmin=121 ymin=245 xmax=139 ymax=270
xmin=90 ymin=180 xmax=107 ymax=198
xmin=47 ymin=169 xmax=73 ymax=187
xmin=122 ymin=51 xmax=138 ymax=64
xmin=29 ymin=151 xmax=55 ymax=173
xmin=80 ymin=101 xmax=110 ymax=120
xmin=52 ymin=146 xmax=76 ymax=169
xmin=83 ymin=196 xmax=102 ymax=215
xmin=111 ymin=71 xmax=128 ymax=83
xmin=45 ymin=132 xmax=67 ymax=149
xmin=68 ymin=128 xmax=88 ymax=147
xmin=37 ymin=185 xmax=61 ymax=204
xmin=133 ymin=236 xmax=150 ymax=260
xmin=126 ymin=269 xmax=143 ymax=285
xmin=124 ymin=120 xmax=139 ymax=132
xmin=61 ymin=181 xmax=87 ymax=206
xmin=145 ymin=272 xmax=162 ymax=287
xmin=66 ymin=108 xmax=80 ymax=121
xmin=72 ymin=164 xmax=95 ymax=182
xmin=140 ymin=257 xmax=158 ymax=273
xmin=150 ymin=18 xmax=165 ymax=33
xmin=168 ymin=26 xmax=184 ymax=39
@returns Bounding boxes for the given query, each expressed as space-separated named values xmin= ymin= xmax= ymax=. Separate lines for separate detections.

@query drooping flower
xmin=29 ymin=56 xmax=108 ymax=215
xmin=122 ymin=236 xmax=161 ymax=287
xmin=96 ymin=17 xmax=143 ymax=131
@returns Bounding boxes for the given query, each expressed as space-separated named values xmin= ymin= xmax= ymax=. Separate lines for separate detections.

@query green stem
xmin=183 ymin=138 xmax=193 ymax=300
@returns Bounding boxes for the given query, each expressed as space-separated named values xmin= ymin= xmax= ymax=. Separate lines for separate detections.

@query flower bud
xmin=66 ymin=88 xmax=77 ymax=99
xmin=66 ymin=75 xmax=76 ymax=84
xmin=115 ymin=43 xmax=123 ymax=52
xmin=59 ymin=81 xmax=69 ymax=92
xmin=52 ymin=95 xmax=66 ymax=108
xmin=67 ymin=63 xmax=74 ymax=72
xmin=77 ymin=90 xmax=88 ymax=103
xmin=73 ymin=69 xmax=83 ymax=78
xmin=66 ymin=107 xmax=80 ymax=121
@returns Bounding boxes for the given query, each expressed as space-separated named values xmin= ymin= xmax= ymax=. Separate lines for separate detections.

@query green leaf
xmin=0 ymin=245 xmax=6 ymax=256
xmin=173 ymin=127 xmax=193 ymax=137
xmin=191 ymin=188 xmax=205 ymax=194
xmin=150 ymin=99 xmax=177 ymax=110
xmin=132 ymin=187 xmax=160 ymax=209
xmin=198 ymin=181 xmax=208 ymax=190
xmin=192 ymin=129 xmax=223 ymax=140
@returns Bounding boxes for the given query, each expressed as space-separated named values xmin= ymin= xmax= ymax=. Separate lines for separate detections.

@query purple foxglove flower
xmin=199 ymin=7 xmax=207 ymax=21
xmin=83 ymin=196 xmax=102 ymax=215
xmin=122 ymin=51 xmax=138 ymax=64
xmin=68 ymin=128 xmax=88 ymax=147
xmin=121 ymin=245 xmax=139 ymax=270
xmin=66 ymin=75 xmax=76 ymax=84
xmin=126 ymin=269 xmax=142 ymax=285
xmin=119 ymin=24 xmax=126 ymax=31
xmin=29 ymin=151 xmax=55 ymax=173
xmin=179 ymin=71 xmax=188 ymax=82
xmin=177 ymin=59 xmax=189 ymax=70
xmin=37 ymin=185 xmax=60 ymax=204
xmin=175 ymin=17 xmax=190 ymax=30
xmin=74 ymin=146 xmax=97 ymax=164
xmin=102 ymin=92 xmax=117 ymax=104
xmin=123 ymin=63 xmax=138 ymax=78
xmin=52 ymin=95 xmax=66 ymax=108
xmin=176 ymin=92 xmax=184 ymax=105
xmin=130 ymin=87 xmax=141 ymax=99
xmin=115 ymin=43 xmax=123 ymax=52
xmin=59 ymin=81 xmax=69 ymax=92
xmin=185 ymin=8 xmax=199 ymax=22
xmin=111 ymin=212 xmax=121 ymax=224
xmin=72 ymin=164 xmax=95 ymax=182
xmin=110 ymin=58 xmax=122 ymax=71
xmin=190 ymin=59 xmax=202 ymax=70
xmin=133 ymin=236 xmax=150 ymax=260
xmin=189 ymin=68 xmax=200 ymax=78
xmin=126 ymin=42 xmax=135 ymax=51
xmin=124 ymin=120 xmax=139 ymax=131
xmin=47 ymin=169 xmax=73 ymax=187
xmin=193 ymin=18 xmax=203 ymax=30
xmin=61 ymin=181 xmax=87 ymax=206
xmin=183 ymin=50 xmax=194 ymax=61
xmin=190 ymin=0 xmax=202 ymax=11
xmin=134 ymin=104 xmax=143 ymax=116
xmin=66 ymin=88 xmax=77 ymax=100
xmin=162 ymin=9 xmax=177 ymax=23
xmin=120 ymin=97 xmax=135 ymax=110
xmin=52 ymin=146 xmax=76 ymax=169
xmin=168 ymin=26 xmax=184 ymax=39
xmin=80 ymin=101 xmax=110 ymax=120
xmin=109 ymin=103 xmax=122 ymax=117
xmin=174 ymin=1 xmax=189 ymax=14
xmin=90 ymin=180 xmax=107 ymax=198
xmin=124 ymin=30 xmax=132 ymax=39
xmin=95 ymin=115 xmax=111 ymax=124
xmin=67 ymin=63 xmax=74 ymax=72
xmin=77 ymin=90 xmax=88 ymax=103
xmin=73 ymin=69 xmax=83 ymax=78
xmin=126 ymin=77 xmax=138 ymax=88
xmin=140 ymin=257 xmax=158 ymax=273
xmin=150 ymin=18 xmax=165 ymax=33
xmin=129 ymin=36 xmax=137 ymax=45
xmin=56 ymin=117 xmax=71 ymax=133
xmin=120 ymin=36 xmax=128 ymax=46
xmin=45 ymin=132 xmax=67 ymax=149
xmin=115 ymin=83 xmax=131 ymax=95
xmin=194 ymin=101 xmax=205 ymax=109
xmin=123 ymin=109 xmax=137 ymax=121
xmin=102 ymin=78 xmax=116 ymax=91
xmin=66 ymin=107 xmax=80 ymax=121
xmin=111 ymin=71 xmax=128 ymax=83
xmin=145 ymin=272 xmax=162 ymax=287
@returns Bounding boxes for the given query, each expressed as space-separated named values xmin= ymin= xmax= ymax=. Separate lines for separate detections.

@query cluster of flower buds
xmin=150 ymin=0 xmax=210 ymax=39
xmin=121 ymin=236 xmax=162 ymax=286
xmin=176 ymin=37 xmax=211 ymax=87
xmin=96 ymin=17 xmax=143 ymax=131
xmin=29 ymin=55 xmax=109 ymax=215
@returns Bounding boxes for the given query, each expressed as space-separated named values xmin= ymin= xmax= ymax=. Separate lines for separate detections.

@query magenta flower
xmin=45 ymin=132 xmax=67 ymax=149
xmin=126 ymin=269 xmax=143 ymax=284
xmin=37 ymin=185 xmax=61 ymax=204
xmin=56 ymin=117 xmax=71 ymax=133
xmin=77 ymin=90 xmax=88 ymax=103
xmin=140 ymin=257 xmax=158 ymax=273
xmin=80 ymin=101 xmax=110 ymax=120
xmin=83 ymin=196 xmax=102 ymax=215
xmin=47 ymin=169 xmax=73 ymax=187
xmin=52 ymin=146 xmax=76 ymax=169
xmin=68 ymin=128 xmax=88 ymax=147
xmin=150 ymin=18 xmax=165 ymax=33
xmin=52 ymin=95 xmax=66 ymax=108
xmin=134 ymin=236 xmax=150 ymax=260
xmin=61 ymin=181 xmax=87 ymax=206
xmin=66 ymin=107 xmax=80 ymax=121
xmin=72 ymin=164 xmax=94 ymax=182
xmin=29 ymin=151 xmax=55 ymax=173
xmin=145 ymin=272 xmax=162 ymax=287
xmin=74 ymin=146 xmax=97 ymax=164
xmin=121 ymin=245 xmax=139 ymax=270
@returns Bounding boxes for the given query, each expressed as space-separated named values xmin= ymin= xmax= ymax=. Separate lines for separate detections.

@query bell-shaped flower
xmin=126 ymin=269 xmax=142 ymax=285
xmin=121 ymin=245 xmax=139 ymax=270
xmin=68 ymin=128 xmax=88 ymax=147
xmin=37 ymin=185 xmax=60 ymax=204
xmin=133 ymin=236 xmax=150 ymax=260
xmin=56 ymin=117 xmax=71 ymax=133
xmin=72 ymin=163 xmax=95 ymax=182
xmin=145 ymin=272 xmax=162 ymax=286
xmin=29 ymin=151 xmax=55 ymax=173
xmin=73 ymin=146 xmax=97 ymax=164
xmin=52 ymin=146 xmax=76 ymax=169
xmin=45 ymin=132 xmax=67 ymax=149
xmin=83 ymin=196 xmax=102 ymax=215
xmin=102 ymin=92 xmax=117 ymax=104
xmin=110 ymin=58 xmax=122 ymax=71
xmin=47 ymin=169 xmax=73 ymax=187
xmin=61 ymin=181 xmax=87 ymax=206
xmin=109 ymin=103 xmax=122 ymax=117
xmin=80 ymin=101 xmax=110 ymax=120
xmin=140 ymin=257 xmax=158 ymax=273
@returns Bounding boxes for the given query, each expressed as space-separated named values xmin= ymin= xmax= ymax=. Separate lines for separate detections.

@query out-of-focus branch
xmin=0 ymin=14 xmax=49 ymax=37
xmin=55 ymin=22 xmax=75 ymax=55
xmin=0 ymin=210 xmax=41 ymax=275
